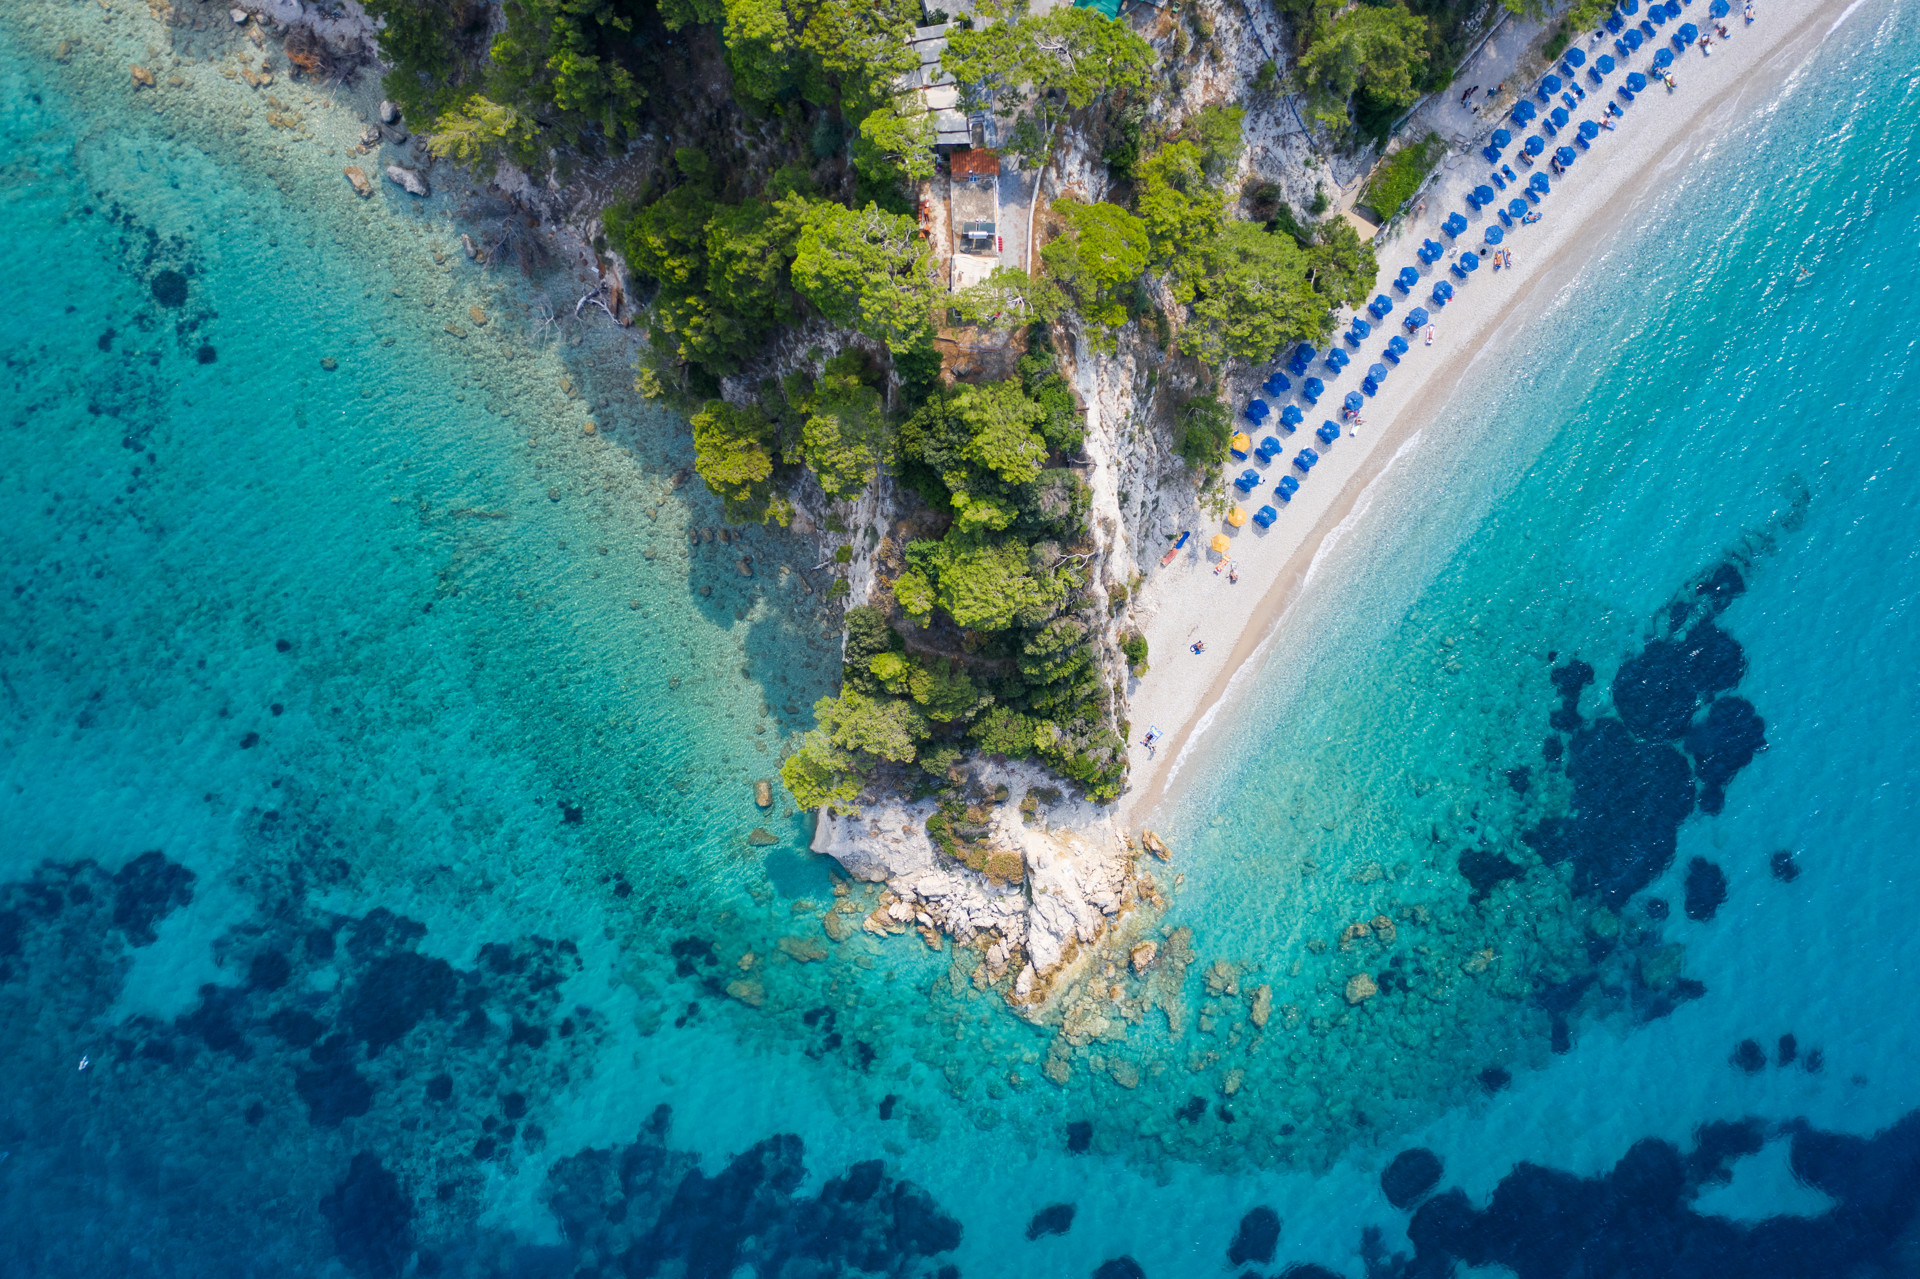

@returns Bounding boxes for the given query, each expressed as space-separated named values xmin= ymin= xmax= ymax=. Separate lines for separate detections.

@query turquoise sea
xmin=4 ymin=0 xmax=1919 ymax=1276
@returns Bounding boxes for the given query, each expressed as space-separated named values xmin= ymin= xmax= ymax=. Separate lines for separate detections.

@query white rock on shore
xmin=810 ymin=759 xmax=1141 ymax=1014
xmin=385 ymin=165 xmax=429 ymax=197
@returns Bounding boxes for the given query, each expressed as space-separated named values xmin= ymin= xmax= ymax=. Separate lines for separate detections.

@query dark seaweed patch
xmin=320 ymin=1153 xmax=413 ymax=1279
xmin=1382 ymin=1148 xmax=1444 ymax=1209
xmin=1026 ymin=1202 xmax=1076 ymax=1240
xmin=344 ymin=951 xmax=457 ymax=1055
xmin=1227 ymin=1206 xmax=1282 ymax=1265
xmin=1683 ymin=858 xmax=1728 ymax=922
xmin=1684 ymin=697 xmax=1766 ymax=814
xmin=110 ymin=850 xmax=195 ymax=945
xmin=1402 ymin=1111 xmax=1920 ymax=1279
xmin=150 ymin=270 xmax=188 ymax=308
xmin=545 ymin=1113 xmax=962 ymax=1278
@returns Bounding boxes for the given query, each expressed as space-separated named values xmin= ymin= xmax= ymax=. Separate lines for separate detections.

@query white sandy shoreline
xmin=1114 ymin=0 xmax=1853 ymax=831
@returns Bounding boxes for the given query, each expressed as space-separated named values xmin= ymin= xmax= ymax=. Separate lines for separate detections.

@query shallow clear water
xmin=3 ymin=0 xmax=1919 ymax=1276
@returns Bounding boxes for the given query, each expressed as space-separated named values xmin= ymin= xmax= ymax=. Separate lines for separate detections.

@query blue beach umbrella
xmin=1263 ymin=372 xmax=1291 ymax=396
xmin=1346 ymin=318 xmax=1372 ymax=345
xmin=1537 ymin=74 xmax=1563 ymax=102
xmin=1320 ymin=420 xmax=1344 ymax=443
xmin=1279 ymin=404 xmax=1304 ymax=428
xmin=1443 ymin=213 xmax=1469 ymax=237
xmin=1625 ymin=70 xmax=1649 ymax=91
xmin=1302 ymin=377 xmax=1324 ymax=402
xmin=1591 ymin=54 xmax=1616 ymax=84
xmin=1563 ymin=47 xmax=1587 ymax=68
xmin=1647 ymin=3 xmax=1666 ymax=24
xmin=1578 ymin=119 xmax=1601 ymax=140
xmin=1709 ymin=0 xmax=1728 ymax=14
xmin=1511 ymin=100 xmax=1538 ymax=125
xmin=1652 ymin=47 xmax=1673 ymax=68
xmin=1473 ymin=184 xmax=1496 ymax=207
xmin=1386 ymin=335 xmax=1409 ymax=356
xmin=1395 ymin=265 xmax=1421 ymax=292
xmin=1431 ymin=279 xmax=1455 ymax=305
xmin=1368 ymin=363 xmax=1389 ymax=383
xmin=1676 ymin=20 xmax=1698 ymax=44
xmin=1484 ymin=223 xmax=1505 ymax=245
xmin=1341 ymin=392 xmax=1363 ymax=413
xmin=1621 ymin=0 xmax=1639 ymax=12
xmin=1624 ymin=26 xmax=1645 ymax=48
xmin=1325 ymin=348 xmax=1350 ymax=372
xmin=1555 ymin=146 xmax=1578 ymax=167
xmin=1274 ymin=474 xmax=1299 ymax=501
xmin=1606 ymin=14 xmax=1624 ymax=33
xmin=1294 ymin=449 xmax=1319 ymax=473
xmin=1244 ymin=398 xmax=1270 ymax=422
xmin=1664 ymin=0 xmax=1681 ymax=15
xmin=1508 ymin=197 xmax=1529 ymax=219
xmin=1368 ymin=294 xmax=1394 ymax=319
xmin=1550 ymin=106 xmax=1570 ymax=128
xmin=1458 ymin=251 xmax=1481 ymax=273
xmin=1404 ymin=306 xmax=1430 ymax=330
xmin=1524 ymin=135 xmax=1545 ymax=157
xmin=1530 ymin=172 xmax=1552 ymax=194
xmin=1492 ymin=127 xmax=1513 ymax=149
xmin=1290 ymin=341 xmax=1317 ymax=374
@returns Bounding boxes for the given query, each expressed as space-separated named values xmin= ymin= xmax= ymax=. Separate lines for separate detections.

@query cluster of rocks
xmin=810 ymin=760 xmax=1149 ymax=1015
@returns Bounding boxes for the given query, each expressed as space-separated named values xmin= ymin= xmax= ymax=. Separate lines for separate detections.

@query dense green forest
xmin=357 ymin=0 xmax=1421 ymax=810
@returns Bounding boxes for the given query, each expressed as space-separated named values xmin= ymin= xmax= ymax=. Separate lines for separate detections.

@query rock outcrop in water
xmin=811 ymin=759 xmax=1145 ymax=1014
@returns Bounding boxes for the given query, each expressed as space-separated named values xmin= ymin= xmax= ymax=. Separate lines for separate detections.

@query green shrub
xmin=1362 ymin=132 xmax=1443 ymax=221
xmin=1120 ymin=632 xmax=1148 ymax=670
xmin=1174 ymin=396 xmax=1233 ymax=471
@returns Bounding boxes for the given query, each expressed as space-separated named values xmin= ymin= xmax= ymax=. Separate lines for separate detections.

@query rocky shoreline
xmin=810 ymin=758 xmax=1174 ymax=1017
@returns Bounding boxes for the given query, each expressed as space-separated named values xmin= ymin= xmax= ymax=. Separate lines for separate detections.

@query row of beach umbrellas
xmin=1227 ymin=0 xmax=1698 ymax=537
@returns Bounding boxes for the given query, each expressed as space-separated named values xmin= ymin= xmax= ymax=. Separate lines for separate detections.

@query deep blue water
xmin=3 ymin=1 xmax=1919 ymax=1277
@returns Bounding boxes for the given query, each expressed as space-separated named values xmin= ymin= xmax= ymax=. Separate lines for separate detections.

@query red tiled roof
xmin=950 ymin=148 xmax=1000 ymax=178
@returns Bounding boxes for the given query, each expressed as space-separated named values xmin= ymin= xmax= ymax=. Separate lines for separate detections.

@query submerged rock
xmin=384 ymin=165 xmax=428 ymax=197
xmin=1249 ymin=983 xmax=1273 ymax=1028
xmin=1344 ymin=972 xmax=1379 ymax=1004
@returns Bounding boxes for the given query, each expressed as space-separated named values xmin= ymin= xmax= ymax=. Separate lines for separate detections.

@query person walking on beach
xmin=1744 ymin=0 xmax=1755 ymax=22
xmin=1460 ymin=85 xmax=1480 ymax=106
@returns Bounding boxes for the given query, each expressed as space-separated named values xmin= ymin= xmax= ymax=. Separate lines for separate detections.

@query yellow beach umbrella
xmin=1228 ymin=432 xmax=1252 ymax=457
xmin=1209 ymin=533 xmax=1231 ymax=554
xmin=1225 ymin=505 xmax=1250 ymax=527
